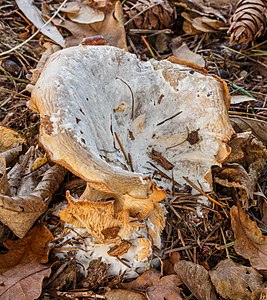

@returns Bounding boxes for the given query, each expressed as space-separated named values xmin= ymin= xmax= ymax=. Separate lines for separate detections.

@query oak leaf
xmin=210 ymin=259 xmax=264 ymax=300
xmin=106 ymin=289 xmax=146 ymax=300
xmin=231 ymin=205 xmax=267 ymax=272
xmin=174 ymin=260 xmax=217 ymax=300
xmin=0 ymin=222 xmax=53 ymax=273
xmin=0 ymin=262 xmax=51 ymax=300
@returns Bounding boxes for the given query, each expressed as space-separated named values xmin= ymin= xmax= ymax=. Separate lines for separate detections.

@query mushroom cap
xmin=30 ymin=45 xmax=234 ymax=197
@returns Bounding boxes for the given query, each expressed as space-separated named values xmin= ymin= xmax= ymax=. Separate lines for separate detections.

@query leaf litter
xmin=1 ymin=0 xmax=267 ymax=299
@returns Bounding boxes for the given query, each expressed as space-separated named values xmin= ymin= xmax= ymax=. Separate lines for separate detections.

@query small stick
xmin=220 ymin=227 xmax=230 ymax=259
xmin=141 ymin=35 xmax=156 ymax=59
xmin=114 ymin=131 xmax=132 ymax=169
xmin=183 ymin=176 xmax=225 ymax=207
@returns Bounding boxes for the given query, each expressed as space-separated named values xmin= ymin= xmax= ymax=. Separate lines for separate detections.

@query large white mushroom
xmin=30 ymin=45 xmax=234 ymax=275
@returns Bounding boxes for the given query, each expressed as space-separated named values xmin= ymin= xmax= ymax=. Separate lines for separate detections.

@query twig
xmin=220 ymin=227 xmax=230 ymax=259
xmin=141 ymin=35 xmax=156 ymax=59
xmin=0 ymin=0 xmax=68 ymax=57
xmin=183 ymin=177 xmax=225 ymax=207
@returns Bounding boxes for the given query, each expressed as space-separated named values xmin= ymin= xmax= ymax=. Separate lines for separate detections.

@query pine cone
xmin=124 ymin=0 xmax=177 ymax=30
xmin=228 ymin=0 xmax=267 ymax=45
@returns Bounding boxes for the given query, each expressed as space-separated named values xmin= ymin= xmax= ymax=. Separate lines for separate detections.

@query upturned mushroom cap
xmin=30 ymin=45 xmax=234 ymax=199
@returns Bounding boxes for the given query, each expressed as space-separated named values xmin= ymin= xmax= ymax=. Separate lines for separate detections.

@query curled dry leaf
xmin=106 ymin=289 xmax=147 ymax=300
xmin=182 ymin=12 xmax=225 ymax=35
xmin=0 ymin=222 xmax=53 ymax=273
xmin=171 ymin=40 xmax=205 ymax=67
xmin=174 ymin=260 xmax=217 ymax=300
xmin=121 ymin=269 xmax=161 ymax=290
xmin=0 ymin=147 xmax=67 ymax=238
xmin=231 ymin=116 xmax=267 ymax=145
xmin=15 ymin=0 xmax=65 ymax=47
xmin=213 ymin=132 xmax=267 ymax=206
xmin=53 ymin=1 xmax=127 ymax=48
xmin=210 ymin=259 xmax=264 ymax=300
xmin=0 ymin=262 xmax=51 ymax=300
xmin=231 ymin=205 xmax=267 ymax=272
xmin=146 ymin=285 xmax=182 ymax=300
xmin=121 ymin=270 xmax=182 ymax=300
xmin=0 ymin=126 xmax=25 ymax=153
xmin=0 ymin=156 xmax=10 ymax=196
xmin=60 ymin=2 xmax=105 ymax=24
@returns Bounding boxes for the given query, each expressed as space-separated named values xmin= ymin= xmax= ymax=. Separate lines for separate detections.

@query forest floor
xmin=0 ymin=0 xmax=267 ymax=299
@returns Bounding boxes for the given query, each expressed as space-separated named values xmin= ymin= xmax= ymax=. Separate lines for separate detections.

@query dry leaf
xmin=122 ymin=270 xmax=182 ymax=298
xmin=0 ymin=148 xmax=67 ymax=237
xmin=231 ymin=205 xmax=267 ymax=272
xmin=15 ymin=0 xmax=65 ymax=47
xmin=30 ymin=153 xmax=47 ymax=172
xmin=171 ymin=40 xmax=205 ymax=67
xmin=60 ymin=2 xmax=104 ymax=24
xmin=174 ymin=260 xmax=217 ymax=300
xmin=0 ymin=126 xmax=25 ymax=153
xmin=146 ymin=274 xmax=183 ymax=300
xmin=53 ymin=1 xmax=126 ymax=48
xmin=213 ymin=132 xmax=267 ymax=206
xmin=106 ymin=289 xmax=147 ymax=300
xmin=0 ymin=262 xmax=51 ymax=300
xmin=231 ymin=116 xmax=267 ymax=145
xmin=213 ymin=163 xmax=254 ymax=203
xmin=210 ymin=259 xmax=264 ymax=300
xmin=146 ymin=285 xmax=182 ymax=300
xmin=121 ymin=269 xmax=161 ymax=290
xmin=0 ymin=156 xmax=10 ymax=196
xmin=231 ymin=95 xmax=256 ymax=105
xmin=0 ymin=222 xmax=53 ymax=273
xmin=108 ymin=240 xmax=132 ymax=256
xmin=181 ymin=12 xmax=225 ymax=34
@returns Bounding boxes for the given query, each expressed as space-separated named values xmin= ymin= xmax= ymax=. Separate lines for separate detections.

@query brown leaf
xmin=213 ymin=132 xmax=267 ymax=207
xmin=213 ymin=163 xmax=254 ymax=203
xmin=15 ymin=0 xmax=65 ymax=47
xmin=108 ymin=240 xmax=132 ymax=257
xmin=121 ymin=269 xmax=161 ymax=291
xmin=210 ymin=259 xmax=264 ymax=300
xmin=0 ymin=156 xmax=10 ymax=196
xmin=171 ymin=40 xmax=205 ymax=67
xmin=146 ymin=285 xmax=183 ymax=300
xmin=231 ymin=205 xmax=267 ymax=272
xmin=0 ymin=126 xmax=25 ymax=153
xmin=0 ymin=222 xmax=53 ymax=273
xmin=158 ymin=274 xmax=182 ymax=287
xmin=174 ymin=260 xmax=217 ymax=300
xmin=0 ymin=262 xmax=51 ymax=300
xmin=106 ymin=289 xmax=147 ymax=300
xmin=60 ymin=2 xmax=104 ymax=24
xmin=53 ymin=1 xmax=126 ymax=48
xmin=231 ymin=116 xmax=267 ymax=145
xmin=0 ymin=147 xmax=67 ymax=238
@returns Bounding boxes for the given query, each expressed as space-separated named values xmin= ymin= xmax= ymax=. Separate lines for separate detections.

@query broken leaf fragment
xmin=0 ymin=222 xmax=53 ymax=273
xmin=0 ymin=262 xmax=51 ymax=300
xmin=174 ymin=260 xmax=217 ymax=300
xmin=210 ymin=259 xmax=265 ymax=300
xmin=231 ymin=205 xmax=267 ymax=272
xmin=0 ymin=146 xmax=67 ymax=238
